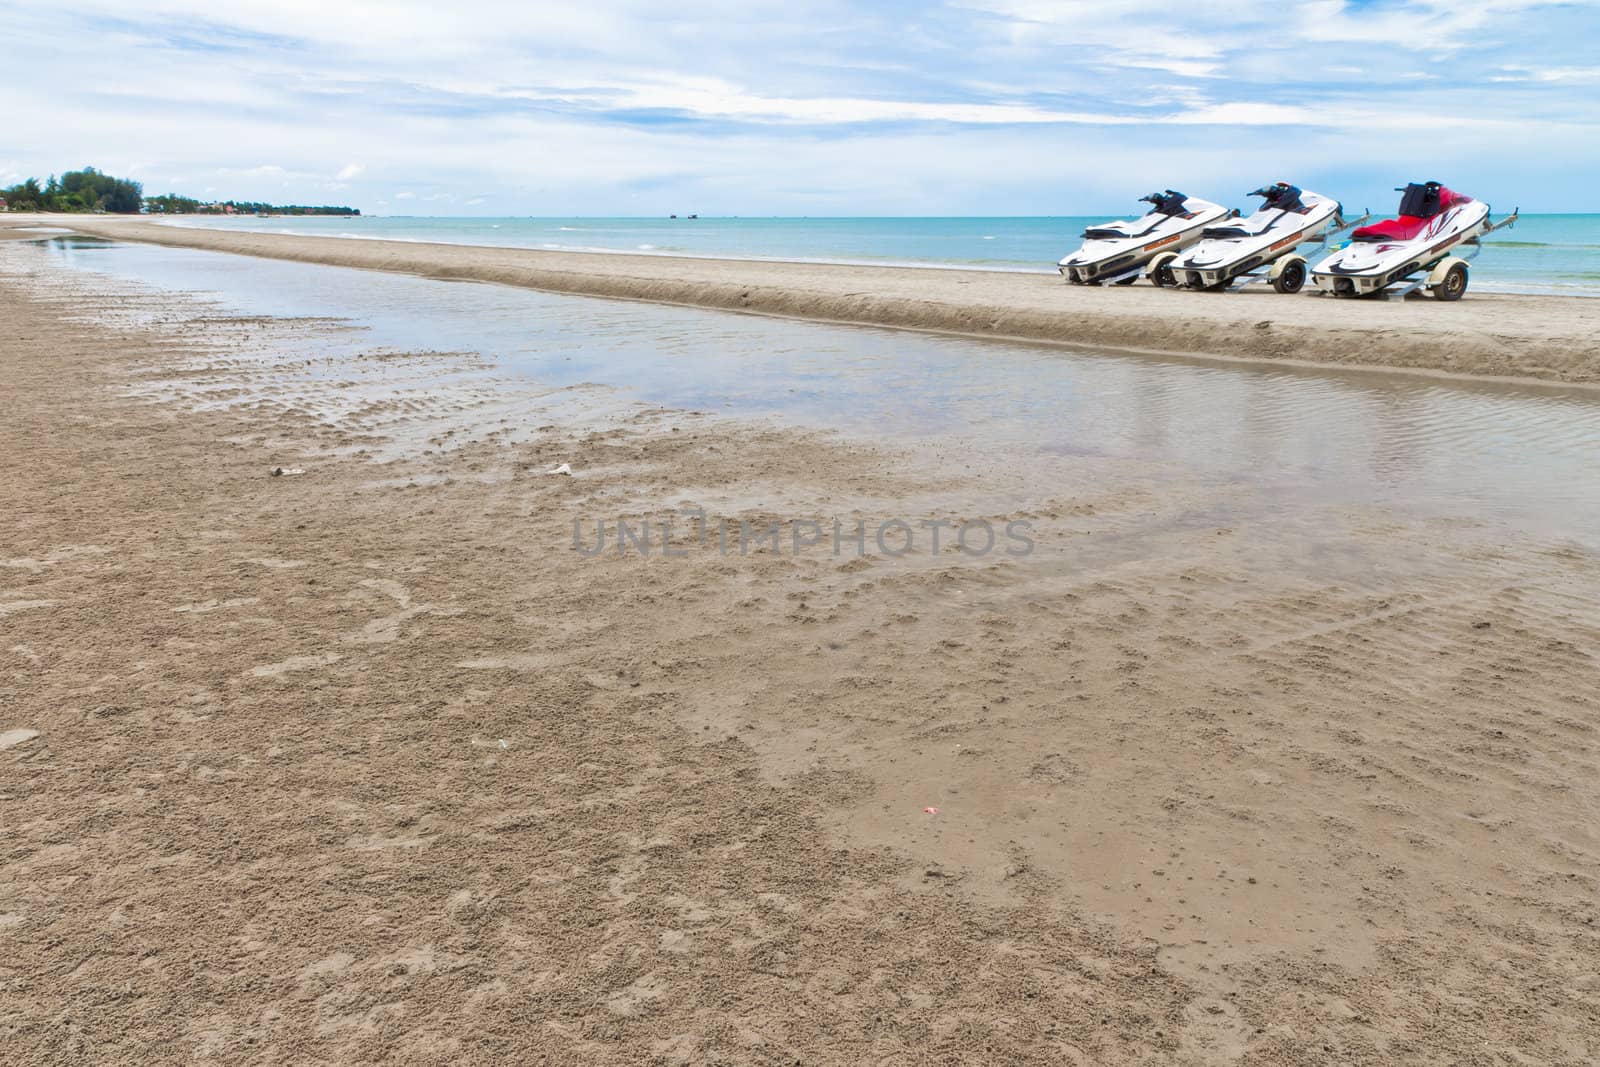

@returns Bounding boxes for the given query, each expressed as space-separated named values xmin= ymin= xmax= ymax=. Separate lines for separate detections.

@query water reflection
xmin=32 ymin=235 xmax=1600 ymax=540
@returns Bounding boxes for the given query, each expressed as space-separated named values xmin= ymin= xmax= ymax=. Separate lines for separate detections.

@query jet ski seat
xmin=1200 ymin=216 xmax=1274 ymax=239
xmin=1082 ymin=221 xmax=1144 ymax=239
xmin=1075 ymin=194 xmax=1190 ymax=241
xmin=1081 ymin=190 xmax=1191 ymax=239
xmin=1352 ymin=182 xmax=1471 ymax=243
xmin=1200 ymin=181 xmax=1313 ymax=238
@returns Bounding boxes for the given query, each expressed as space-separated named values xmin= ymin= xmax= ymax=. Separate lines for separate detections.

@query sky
xmin=2 ymin=0 xmax=1597 ymax=215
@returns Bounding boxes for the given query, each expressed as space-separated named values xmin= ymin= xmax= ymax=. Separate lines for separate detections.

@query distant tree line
xmin=3 ymin=166 xmax=358 ymax=216
xmin=2 ymin=168 xmax=142 ymax=213
xmin=160 ymin=199 xmax=360 ymax=216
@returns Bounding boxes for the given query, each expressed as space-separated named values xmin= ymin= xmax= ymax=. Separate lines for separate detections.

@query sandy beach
xmin=23 ymin=214 xmax=1600 ymax=386
xmin=4 ymin=222 xmax=1600 ymax=1064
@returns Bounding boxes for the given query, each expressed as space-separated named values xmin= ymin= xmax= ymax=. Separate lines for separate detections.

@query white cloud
xmin=1 ymin=0 xmax=1594 ymax=213
xmin=1293 ymin=0 xmax=1557 ymax=48
xmin=220 ymin=164 xmax=291 ymax=179
xmin=1493 ymin=65 xmax=1600 ymax=84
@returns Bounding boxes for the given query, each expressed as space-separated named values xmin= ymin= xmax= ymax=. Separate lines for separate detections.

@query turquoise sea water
xmin=160 ymin=213 xmax=1600 ymax=296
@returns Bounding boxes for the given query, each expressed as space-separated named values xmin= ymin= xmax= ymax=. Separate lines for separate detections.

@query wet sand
xmin=10 ymin=213 xmax=1600 ymax=385
xmin=4 ymin=237 xmax=1600 ymax=1064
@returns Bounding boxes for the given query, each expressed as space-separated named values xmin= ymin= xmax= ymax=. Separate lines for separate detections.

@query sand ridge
xmin=11 ymin=214 xmax=1600 ymax=386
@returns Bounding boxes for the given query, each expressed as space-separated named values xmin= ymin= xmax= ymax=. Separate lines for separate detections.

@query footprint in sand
xmin=243 ymin=557 xmax=307 ymax=570
xmin=0 ymin=729 xmax=41 ymax=751
xmin=297 ymin=952 xmax=355 ymax=981
xmin=344 ymin=577 xmax=443 ymax=644
xmin=0 ymin=545 xmax=108 ymax=571
xmin=455 ymin=653 xmax=553 ymax=671
xmin=172 ymin=596 xmax=262 ymax=614
xmin=247 ymin=652 xmax=343 ymax=678
xmin=0 ymin=600 xmax=55 ymax=618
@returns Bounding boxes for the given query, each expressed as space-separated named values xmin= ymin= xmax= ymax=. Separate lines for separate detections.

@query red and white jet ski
xmin=1311 ymin=181 xmax=1517 ymax=301
xmin=1058 ymin=190 xmax=1229 ymax=285
xmin=1162 ymin=182 xmax=1363 ymax=294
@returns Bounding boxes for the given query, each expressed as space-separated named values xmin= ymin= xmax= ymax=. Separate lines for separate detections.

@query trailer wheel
xmin=1148 ymin=253 xmax=1178 ymax=288
xmin=1272 ymin=258 xmax=1307 ymax=295
xmin=1431 ymin=260 xmax=1469 ymax=302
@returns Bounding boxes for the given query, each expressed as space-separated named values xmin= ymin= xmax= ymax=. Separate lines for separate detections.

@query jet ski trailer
xmin=1160 ymin=183 xmax=1368 ymax=294
xmin=1058 ymin=190 xmax=1229 ymax=285
xmin=1311 ymin=182 xmax=1518 ymax=301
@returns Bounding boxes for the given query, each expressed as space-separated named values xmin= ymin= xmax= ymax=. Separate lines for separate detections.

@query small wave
xmin=637 ymin=243 xmax=657 ymax=250
xmin=982 ymin=235 xmax=996 ymax=240
xmin=558 ymin=226 xmax=579 ymax=231
xmin=1476 ymin=278 xmax=1600 ymax=297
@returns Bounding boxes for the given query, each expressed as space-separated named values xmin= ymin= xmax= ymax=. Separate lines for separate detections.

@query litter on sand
xmin=270 ymin=467 xmax=307 ymax=477
xmin=923 ymin=806 xmax=940 ymax=815
xmin=544 ymin=463 xmax=573 ymax=476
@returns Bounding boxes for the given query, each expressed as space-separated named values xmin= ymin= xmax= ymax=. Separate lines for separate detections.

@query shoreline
xmin=11 ymin=214 xmax=1599 ymax=385
xmin=153 ymin=216 xmax=1600 ymax=299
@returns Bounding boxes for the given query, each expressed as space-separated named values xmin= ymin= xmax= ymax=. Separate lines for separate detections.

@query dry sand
xmin=27 ymin=213 xmax=1600 ymax=386
xmin=3 ymin=227 xmax=1600 ymax=1064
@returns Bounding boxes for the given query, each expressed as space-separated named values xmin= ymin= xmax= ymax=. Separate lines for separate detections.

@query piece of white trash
xmin=270 ymin=467 xmax=307 ymax=477
xmin=498 ymin=738 xmax=509 ymax=749
xmin=544 ymin=463 xmax=573 ymax=476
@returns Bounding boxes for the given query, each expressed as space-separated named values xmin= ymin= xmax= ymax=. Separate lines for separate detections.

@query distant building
xmin=0 ymin=198 xmax=8 ymax=212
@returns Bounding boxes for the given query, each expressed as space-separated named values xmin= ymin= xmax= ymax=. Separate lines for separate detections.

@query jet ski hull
xmin=1058 ymin=198 xmax=1229 ymax=284
xmin=1167 ymin=193 xmax=1343 ymax=291
xmin=1311 ymin=200 xmax=1492 ymax=297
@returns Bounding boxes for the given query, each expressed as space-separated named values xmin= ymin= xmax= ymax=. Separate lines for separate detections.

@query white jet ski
xmin=1162 ymin=182 xmax=1358 ymax=294
xmin=1311 ymin=181 xmax=1517 ymax=301
xmin=1058 ymin=190 xmax=1229 ymax=285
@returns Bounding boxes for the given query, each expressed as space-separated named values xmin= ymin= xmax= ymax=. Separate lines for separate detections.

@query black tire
xmin=1272 ymin=260 xmax=1307 ymax=295
xmin=1432 ymin=262 xmax=1468 ymax=301
xmin=1149 ymin=260 xmax=1177 ymax=288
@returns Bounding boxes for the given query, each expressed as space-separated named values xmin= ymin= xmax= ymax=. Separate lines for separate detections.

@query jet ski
xmin=1058 ymin=190 xmax=1229 ymax=285
xmin=1311 ymin=181 xmax=1517 ymax=300
xmin=1163 ymin=182 xmax=1361 ymax=294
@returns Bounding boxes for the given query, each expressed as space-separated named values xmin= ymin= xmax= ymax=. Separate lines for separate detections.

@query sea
xmin=157 ymin=214 xmax=1600 ymax=297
